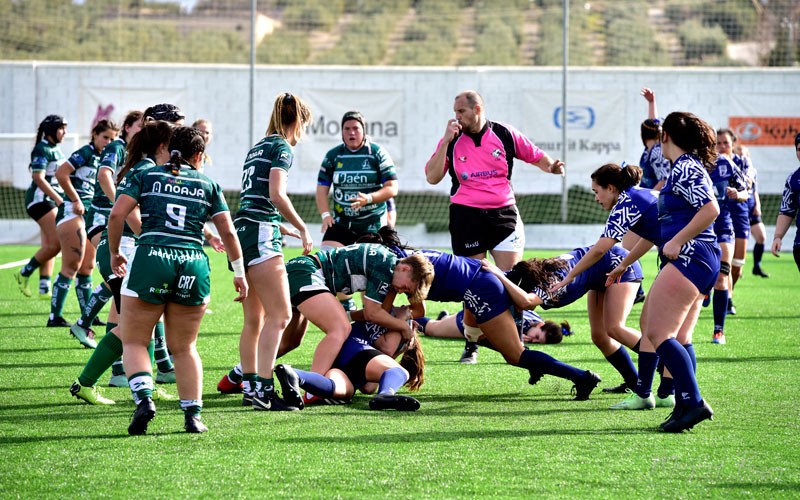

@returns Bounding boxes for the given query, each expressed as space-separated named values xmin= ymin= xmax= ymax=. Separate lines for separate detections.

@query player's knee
xmin=731 ymin=258 xmax=745 ymax=268
xmin=719 ymin=261 xmax=731 ymax=276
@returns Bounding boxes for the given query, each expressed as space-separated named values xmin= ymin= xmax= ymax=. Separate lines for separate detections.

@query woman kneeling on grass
xmin=109 ymin=126 xmax=247 ymax=435
xmin=275 ymin=316 xmax=425 ymax=411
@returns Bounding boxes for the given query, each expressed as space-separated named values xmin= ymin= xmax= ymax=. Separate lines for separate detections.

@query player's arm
xmin=551 ymin=237 xmax=616 ymax=293
xmin=481 ymin=259 xmax=543 ymax=310
xmin=31 ymin=170 xmax=63 ymax=206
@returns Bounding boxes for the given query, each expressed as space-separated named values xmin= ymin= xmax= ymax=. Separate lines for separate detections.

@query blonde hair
xmin=267 ymin=92 xmax=313 ymax=143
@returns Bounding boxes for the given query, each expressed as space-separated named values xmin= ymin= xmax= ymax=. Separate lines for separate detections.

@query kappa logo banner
xmin=521 ymin=90 xmax=626 ymax=194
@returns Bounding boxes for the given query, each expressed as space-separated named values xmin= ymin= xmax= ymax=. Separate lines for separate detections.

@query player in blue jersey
xmin=638 ymin=88 xmax=670 ymax=191
xmin=109 ymin=126 xmax=247 ymax=435
xmin=363 ymin=227 xmax=602 ymax=400
xmin=717 ymin=128 xmax=751 ymax=317
xmin=16 ymin=115 xmax=68 ymax=299
xmin=706 ymin=129 xmax=748 ymax=345
xmin=626 ymin=111 xmax=719 ymax=432
xmin=417 ymin=308 xmax=567 ymax=345
xmin=549 ymin=162 xmax=674 ymax=405
xmin=736 ymin=144 xmax=769 ymax=278
xmin=49 ymin=119 xmax=118 ymax=334
xmin=275 ymin=319 xmax=425 ymax=411
xmin=771 ymin=133 xmax=800 ymax=272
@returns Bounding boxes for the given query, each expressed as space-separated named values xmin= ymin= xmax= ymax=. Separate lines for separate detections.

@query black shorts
xmin=340 ymin=349 xmax=382 ymax=389
xmin=26 ymin=201 xmax=56 ymax=221
xmin=449 ymin=203 xmax=518 ymax=256
xmin=322 ymin=223 xmax=361 ymax=246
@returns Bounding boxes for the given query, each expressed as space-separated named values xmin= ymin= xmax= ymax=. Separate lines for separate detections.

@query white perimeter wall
xmin=1 ymin=62 xmax=798 ymax=247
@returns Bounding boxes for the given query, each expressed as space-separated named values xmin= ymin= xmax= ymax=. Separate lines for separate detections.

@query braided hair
xmin=166 ymin=126 xmax=205 ymax=176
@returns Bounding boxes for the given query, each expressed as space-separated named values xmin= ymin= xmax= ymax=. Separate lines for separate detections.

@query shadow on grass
xmin=0 ymin=362 xmax=84 ymax=369
xmin=0 ymin=346 xmax=77 ymax=353
xmin=712 ymin=482 xmax=800 ymax=495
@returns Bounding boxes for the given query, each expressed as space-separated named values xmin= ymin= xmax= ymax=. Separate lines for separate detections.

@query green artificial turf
xmin=0 ymin=244 xmax=798 ymax=498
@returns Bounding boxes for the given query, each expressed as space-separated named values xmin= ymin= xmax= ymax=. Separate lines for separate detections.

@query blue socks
xmin=605 ymin=346 xmax=638 ymax=390
xmin=294 ymin=368 xmax=336 ymax=398
xmin=712 ymin=288 xmax=729 ymax=333
xmin=684 ymin=343 xmax=697 ymax=374
xmin=414 ymin=316 xmax=430 ymax=333
xmin=635 ymin=351 xmax=659 ymax=398
xmin=377 ymin=367 xmax=409 ymax=395
xmin=518 ymin=349 xmax=584 ymax=381
xmin=656 ymin=338 xmax=702 ymax=409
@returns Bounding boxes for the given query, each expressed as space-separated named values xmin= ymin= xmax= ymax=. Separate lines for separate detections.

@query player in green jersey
xmin=49 ymin=119 xmax=118 ymax=333
xmin=316 ymin=110 xmax=399 ymax=313
xmin=69 ymin=120 xmax=177 ymax=406
xmin=218 ymin=93 xmax=315 ymax=411
xmin=16 ymin=115 xmax=68 ymax=299
xmin=71 ymin=111 xmax=145 ymax=342
xmin=109 ymin=126 xmax=247 ymax=435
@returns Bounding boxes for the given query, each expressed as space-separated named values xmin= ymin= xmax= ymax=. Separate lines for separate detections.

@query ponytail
xmin=591 ymin=162 xmax=642 ymax=192
xmin=167 ymin=150 xmax=183 ymax=176
xmin=399 ymin=339 xmax=425 ymax=391
xmin=119 ymin=121 xmax=174 ymax=184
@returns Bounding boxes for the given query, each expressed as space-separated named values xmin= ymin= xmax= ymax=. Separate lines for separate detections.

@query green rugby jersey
xmin=26 ymin=140 xmax=65 ymax=206
xmin=318 ymin=140 xmax=397 ymax=224
xmin=65 ymin=143 xmax=102 ymax=202
xmin=235 ymin=134 xmax=293 ymax=224
xmin=91 ymin=137 xmax=127 ymax=212
xmin=117 ymin=163 xmax=228 ymax=249
xmin=316 ymin=243 xmax=398 ymax=304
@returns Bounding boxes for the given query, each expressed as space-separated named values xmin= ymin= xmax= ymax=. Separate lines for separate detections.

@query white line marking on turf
xmin=0 ymin=255 xmax=60 ymax=270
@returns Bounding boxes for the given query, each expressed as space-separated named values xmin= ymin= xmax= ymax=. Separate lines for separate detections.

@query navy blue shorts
xmin=729 ymin=201 xmax=750 ymax=239
xmin=660 ymin=240 xmax=721 ymax=296
xmin=463 ymin=270 xmax=512 ymax=324
xmin=713 ymin=210 xmax=734 ymax=245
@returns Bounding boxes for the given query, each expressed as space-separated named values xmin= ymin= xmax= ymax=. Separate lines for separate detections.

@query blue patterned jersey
xmin=658 ymin=153 xmax=717 ymax=245
xmin=601 ymin=186 xmax=661 ymax=246
xmin=779 ymin=166 xmax=800 ymax=247
xmin=392 ymin=247 xmax=482 ymax=303
xmin=529 ymin=246 xmax=642 ymax=310
xmin=639 ymin=142 xmax=670 ymax=189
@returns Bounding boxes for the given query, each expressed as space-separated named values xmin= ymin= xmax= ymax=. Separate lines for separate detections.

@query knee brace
xmin=719 ymin=261 xmax=731 ymax=276
xmin=463 ymin=325 xmax=482 ymax=343
xmin=731 ymin=258 xmax=746 ymax=268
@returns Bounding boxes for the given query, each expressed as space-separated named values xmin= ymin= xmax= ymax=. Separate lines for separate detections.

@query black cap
xmin=40 ymin=115 xmax=67 ymax=137
xmin=144 ymin=103 xmax=185 ymax=123
xmin=341 ymin=110 xmax=365 ymax=130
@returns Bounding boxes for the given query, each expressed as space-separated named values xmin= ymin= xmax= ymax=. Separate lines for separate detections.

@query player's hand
xmin=320 ymin=215 xmax=334 ymax=233
xmin=549 ymin=159 xmax=565 ymax=176
xmin=111 ymin=252 xmax=127 ymax=278
xmin=350 ymin=192 xmax=373 ymax=211
xmin=207 ymin=235 xmax=225 ymax=252
xmin=771 ymin=237 xmax=782 ymax=257
xmin=641 ymin=87 xmax=655 ymax=102
xmin=662 ymin=239 xmax=681 ymax=261
xmin=280 ymin=224 xmax=301 ymax=239
xmin=480 ymin=258 xmax=502 ymax=277
xmin=233 ymin=276 xmax=248 ymax=302
xmin=300 ymin=228 xmax=313 ymax=255
xmin=444 ymin=119 xmax=462 ymax=143
xmin=73 ymin=199 xmax=85 ymax=216
xmin=549 ymin=278 xmax=569 ymax=295
xmin=605 ymin=265 xmax=625 ymax=287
